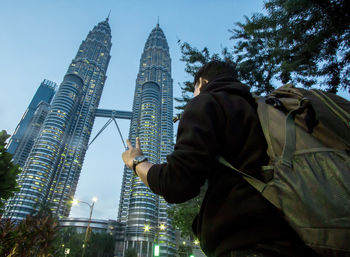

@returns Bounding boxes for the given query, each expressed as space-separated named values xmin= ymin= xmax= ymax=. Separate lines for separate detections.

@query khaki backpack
xmin=219 ymin=84 xmax=350 ymax=257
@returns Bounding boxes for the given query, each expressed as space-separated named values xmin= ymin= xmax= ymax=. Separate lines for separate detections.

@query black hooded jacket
xmin=147 ymin=77 xmax=314 ymax=257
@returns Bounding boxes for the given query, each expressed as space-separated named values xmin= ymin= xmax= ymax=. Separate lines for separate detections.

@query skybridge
xmin=90 ymin=109 xmax=133 ymax=149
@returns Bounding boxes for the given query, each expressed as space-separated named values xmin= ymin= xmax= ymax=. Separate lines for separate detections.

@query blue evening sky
xmin=1 ymin=0 xmax=349 ymax=220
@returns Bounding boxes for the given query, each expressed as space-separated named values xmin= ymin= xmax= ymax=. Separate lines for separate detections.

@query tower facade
xmin=4 ymin=18 xmax=112 ymax=221
xmin=117 ymin=23 xmax=176 ymax=257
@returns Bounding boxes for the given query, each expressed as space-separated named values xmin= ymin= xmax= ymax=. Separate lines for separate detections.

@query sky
xmin=1 ymin=0 xmax=349 ymax=220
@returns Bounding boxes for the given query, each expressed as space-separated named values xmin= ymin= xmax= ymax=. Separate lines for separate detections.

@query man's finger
xmin=136 ymin=137 xmax=140 ymax=149
xmin=126 ymin=139 xmax=133 ymax=149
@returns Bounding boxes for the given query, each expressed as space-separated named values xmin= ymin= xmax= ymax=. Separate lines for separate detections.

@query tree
xmin=14 ymin=213 xmax=59 ymax=256
xmin=54 ymin=229 xmax=115 ymax=257
xmin=56 ymin=229 xmax=84 ymax=257
xmin=0 ymin=130 xmax=21 ymax=214
xmin=85 ymin=232 xmax=115 ymax=257
xmin=231 ymin=0 xmax=350 ymax=93
xmin=55 ymin=227 xmax=79 ymax=257
xmin=230 ymin=16 xmax=281 ymax=95
xmin=176 ymin=0 xmax=350 ymax=110
xmin=167 ymin=189 xmax=204 ymax=239
xmin=0 ymin=211 xmax=60 ymax=257
xmin=0 ymin=218 xmax=17 ymax=256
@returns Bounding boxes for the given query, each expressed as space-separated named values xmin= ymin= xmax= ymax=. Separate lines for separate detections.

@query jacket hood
xmin=201 ymin=76 xmax=256 ymax=107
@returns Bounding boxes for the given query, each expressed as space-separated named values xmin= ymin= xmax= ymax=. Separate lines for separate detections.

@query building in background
xmin=7 ymin=79 xmax=57 ymax=157
xmin=60 ymin=217 xmax=119 ymax=235
xmin=12 ymin=101 xmax=52 ymax=168
xmin=4 ymin=17 xmax=112 ymax=221
xmin=116 ymin=23 xmax=175 ymax=257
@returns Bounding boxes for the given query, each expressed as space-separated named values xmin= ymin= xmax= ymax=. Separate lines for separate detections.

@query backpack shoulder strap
xmin=255 ymin=97 xmax=277 ymax=160
xmin=217 ymin=155 xmax=267 ymax=192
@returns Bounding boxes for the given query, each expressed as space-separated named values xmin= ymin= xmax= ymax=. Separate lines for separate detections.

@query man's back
xmin=147 ymin=77 xmax=316 ymax=256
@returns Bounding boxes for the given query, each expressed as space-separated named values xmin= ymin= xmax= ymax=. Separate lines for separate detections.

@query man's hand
xmin=122 ymin=137 xmax=153 ymax=187
xmin=122 ymin=137 xmax=144 ymax=170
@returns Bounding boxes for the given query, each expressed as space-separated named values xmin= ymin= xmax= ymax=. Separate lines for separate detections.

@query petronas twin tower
xmin=117 ymin=23 xmax=175 ymax=256
xmin=5 ymin=18 xmax=176 ymax=256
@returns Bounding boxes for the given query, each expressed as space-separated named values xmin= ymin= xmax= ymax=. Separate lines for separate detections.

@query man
xmin=122 ymin=61 xmax=317 ymax=257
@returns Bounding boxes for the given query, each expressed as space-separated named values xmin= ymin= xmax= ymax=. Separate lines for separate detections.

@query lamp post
xmin=72 ymin=197 xmax=97 ymax=257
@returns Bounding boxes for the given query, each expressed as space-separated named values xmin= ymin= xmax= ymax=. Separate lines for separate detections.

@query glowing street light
xmin=144 ymin=224 xmax=151 ymax=232
xmin=194 ymin=239 xmax=199 ymax=245
xmin=72 ymin=199 xmax=79 ymax=206
xmin=159 ymin=224 xmax=166 ymax=231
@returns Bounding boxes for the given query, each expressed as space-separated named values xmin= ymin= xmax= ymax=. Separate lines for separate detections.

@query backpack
xmin=218 ymin=83 xmax=350 ymax=257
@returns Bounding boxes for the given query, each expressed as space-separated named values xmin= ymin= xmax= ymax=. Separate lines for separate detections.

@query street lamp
xmin=72 ymin=197 xmax=97 ymax=257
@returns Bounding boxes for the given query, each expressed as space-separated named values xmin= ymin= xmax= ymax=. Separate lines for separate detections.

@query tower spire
xmin=107 ymin=10 xmax=111 ymax=21
xmin=157 ymin=16 xmax=159 ymax=27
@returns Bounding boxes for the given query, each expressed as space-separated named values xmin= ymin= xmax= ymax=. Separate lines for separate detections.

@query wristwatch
xmin=132 ymin=155 xmax=148 ymax=175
